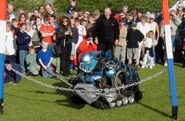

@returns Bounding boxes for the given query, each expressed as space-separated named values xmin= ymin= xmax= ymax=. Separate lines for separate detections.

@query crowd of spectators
xmin=4 ymin=0 xmax=185 ymax=85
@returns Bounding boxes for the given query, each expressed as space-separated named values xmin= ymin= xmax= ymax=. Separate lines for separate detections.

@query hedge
xmin=8 ymin=0 xmax=176 ymax=14
xmin=54 ymin=0 xmax=176 ymax=13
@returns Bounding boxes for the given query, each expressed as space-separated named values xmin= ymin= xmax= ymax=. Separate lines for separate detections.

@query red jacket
xmin=78 ymin=39 xmax=97 ymax=62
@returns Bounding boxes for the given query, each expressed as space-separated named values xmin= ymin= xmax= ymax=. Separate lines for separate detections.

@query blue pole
xmin=167 ymin=58 xmax=178 ymax=119
xmin=162 ymin=0 xmax=178 ymax=119
xmin=0 ymin=54 xmax=5 ymax=114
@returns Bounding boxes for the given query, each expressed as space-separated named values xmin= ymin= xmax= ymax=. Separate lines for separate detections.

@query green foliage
xmin=54 ymin=0 xmax=177 ymax=14
xmin=8 ymin=0 xmax=45 ymax=13
xmin=8 ymin=0 xmax=177 ymax=14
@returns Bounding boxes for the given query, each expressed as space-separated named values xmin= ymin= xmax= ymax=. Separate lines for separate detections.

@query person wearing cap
xmin=94 ymin=7 xmax=120 ymax=53
xmin=126 ymin=23 xmax=144 ymax=68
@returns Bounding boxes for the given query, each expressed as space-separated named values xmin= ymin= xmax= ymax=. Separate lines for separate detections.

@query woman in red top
xmin=18 ymin=13 xmax=26 ymax=27
xmin=78 ymin=35 xmax=97 ymax=62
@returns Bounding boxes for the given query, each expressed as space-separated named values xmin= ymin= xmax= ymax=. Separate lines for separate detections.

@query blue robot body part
xmin=70 ymin=51 xmax=143 ymax=109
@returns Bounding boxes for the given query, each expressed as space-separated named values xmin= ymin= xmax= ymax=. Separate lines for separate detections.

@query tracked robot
xmin=68 ymin=51 xmax=143 ymax=109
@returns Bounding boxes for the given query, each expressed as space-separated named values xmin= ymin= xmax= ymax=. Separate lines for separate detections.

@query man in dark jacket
xmin=94 ymin=7 xmax=120 ymax=53
xmin=126 ymin=23 xmax=144 ymax=67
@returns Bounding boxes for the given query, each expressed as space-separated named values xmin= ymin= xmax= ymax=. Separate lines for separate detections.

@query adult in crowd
xmin=45 ymin=3 xmax=55 ymax=15
xmin=161 ymin=10 xmax=182 ymax=66
xmin=114 ymin=13 xmax=127 ymax=64
xmin=18 ymin=13 xmax=27 ymax=27
xmin=94 ymin=7 xmax=120 ymax=53
xmin=7 ymin=3 xmax=18 ymax=22
xmin=56 ymin=16 xmax=72 ymax=76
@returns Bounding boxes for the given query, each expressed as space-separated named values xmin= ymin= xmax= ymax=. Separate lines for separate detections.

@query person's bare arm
xmin=156 ymin=23 xmax=160 ymax=41
xmin=47 ymin=57 xmax=53 ymax=68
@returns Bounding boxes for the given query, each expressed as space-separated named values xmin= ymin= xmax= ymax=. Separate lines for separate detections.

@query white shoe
xmin=141 ymin=65 xmax=145 ymax=68
xmin=164 ymin=62 xmax=168 ymax=67
xmin=149 ymin=66 xmax=153 ymax=69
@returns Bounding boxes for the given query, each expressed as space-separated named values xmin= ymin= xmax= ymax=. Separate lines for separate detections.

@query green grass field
xmin=0 ymin=64 xmax=185 ymax=121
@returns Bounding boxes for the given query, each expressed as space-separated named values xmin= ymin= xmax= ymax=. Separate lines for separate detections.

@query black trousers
xmin=60 ymin=43 xmax=72 ymax=75
xmin=6 ymin=55 xmax=16 ymax=63
xmin=98 ymin=43 xmax=113 ymax=53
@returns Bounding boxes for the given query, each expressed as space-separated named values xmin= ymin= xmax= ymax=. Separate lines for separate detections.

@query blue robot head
xmin=79 ymin=52 xmax=98 ymax=73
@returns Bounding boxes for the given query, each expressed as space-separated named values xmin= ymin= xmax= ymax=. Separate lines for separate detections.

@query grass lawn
xmin=0 ymin=64 xmax=185 ymax=121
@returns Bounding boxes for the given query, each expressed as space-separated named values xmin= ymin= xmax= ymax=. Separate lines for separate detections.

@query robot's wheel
xmin=134 ymin=90 xmax=143 ymax=102
xmin=128 ymin=94 xmax=135 ymax=104
xmin=91 ymin=97 xmax=110 ymax=109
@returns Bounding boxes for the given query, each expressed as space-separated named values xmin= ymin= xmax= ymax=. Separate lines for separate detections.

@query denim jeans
xmin=19 ymin=50 xmax=27 ymax=74
xmin=41 ymin=66 xmax=54 ymax=78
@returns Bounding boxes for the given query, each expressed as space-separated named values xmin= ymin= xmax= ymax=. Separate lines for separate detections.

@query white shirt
xmin=26 ymin=29 xmax=35 ymax=46
xmin=5 ymin=31 xmax=16 ymax=55
xmin=148 ymin=22 xmax=158 ymax=36
xmin=0 ymin=21 xmax=6 ymax=54
xmin=144 ymin=37 xmax=153 ymax=48
xmin=75 ymin=25 xmax=87 ymax=49
xmin=137 ymin=22 xmax=151 ymax=38
xmin=137 ymin=22 xmax=151 ymax=47
xmin=144 ymin=37 xmax=157 ymax=48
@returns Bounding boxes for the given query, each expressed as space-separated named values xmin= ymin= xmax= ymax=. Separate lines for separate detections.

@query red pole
xmin=0 ymin=0 xmax=7 ymax=114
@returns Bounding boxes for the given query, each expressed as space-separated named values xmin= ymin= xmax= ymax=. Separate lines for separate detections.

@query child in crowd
xmin=49 ymin=14 xmax=59 ymax=29
xmin=26 ymin=46 xmax=40 ymax=75
xmin=16 ymin=23 xmax=31 ymax=74
xmin=141 ymin=31 xmax=157 ymax=69
xmin=126 ymin=23 xmax=144 ymax=68
xmin=5 ymin=60 xmax=22 ymax=85
xmin=38 ymin=40 xmax=54 ymax=78
xmin=39 ymin=15 xmax=55 ymax=50
xmin=5 ymin=22 xmax=16 ymax=63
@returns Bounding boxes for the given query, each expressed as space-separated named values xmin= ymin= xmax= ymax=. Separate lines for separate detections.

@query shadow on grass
xmin=137 ymin=102 xmax=172 ymax=119
xmin=53 ymin=82 xmax=86 ymax=110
